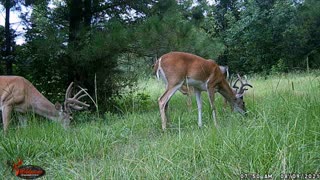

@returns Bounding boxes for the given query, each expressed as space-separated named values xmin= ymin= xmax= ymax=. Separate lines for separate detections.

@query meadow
xmin=0 ymin=71 xmax=319 ymax=179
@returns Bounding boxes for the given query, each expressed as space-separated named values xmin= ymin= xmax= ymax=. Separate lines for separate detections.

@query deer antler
xmin=64 ymin=82 xmax=90 ymax=113
xmin=229 ymin=75 xmax=240 ymax=92
xmin=237 ymin=74 xmax=253 ymax=95
xmin=229 ymin=74 xmax=253 ymax=95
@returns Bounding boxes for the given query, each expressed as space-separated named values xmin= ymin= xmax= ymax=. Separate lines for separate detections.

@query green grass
xmin=0 ymin=71 xmax=320 ymax=179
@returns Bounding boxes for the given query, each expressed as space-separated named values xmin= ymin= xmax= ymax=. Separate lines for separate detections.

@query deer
xmin=178 ymin=65 xmax=230 ymax=110
xmin=0 ymin=76 xmax=90 ymax=134
xmin=153 ymin=52 xmax=252 ymax=130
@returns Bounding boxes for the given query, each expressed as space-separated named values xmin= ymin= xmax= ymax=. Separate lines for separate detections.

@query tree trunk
xmin=68 ymin=0 xmax=83 ymax=46
xmin=84 ymin=0 xmax=92 ymax=29
xmin=5 ymin=0 xmax=12 ymax=75
xmin=67 ymin=0 xmax=92 ymax=86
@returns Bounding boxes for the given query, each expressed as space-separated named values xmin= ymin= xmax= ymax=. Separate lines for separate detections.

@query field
xmin=0 ymin=72 xmax=320 ymax=179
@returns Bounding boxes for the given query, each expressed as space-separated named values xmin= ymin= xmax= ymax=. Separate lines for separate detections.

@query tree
xmin=0 ymin=0 xmax=39 ymax=75
xmin=17 ymin=0 xmax=158 ymax=111
xmin=291 ymin=0 xmax=320 ymax=69
xmin=135 ymin=0 xmax=224 ymax=61
xmin=2 ymin=0 xmax=13 ymax=74
xmin=205 ymin=0 xmax=320 ymax=73
xmin=204 ymin=0 xmax=242 ymax=66
xmin=7 ymin=0 xmax=320 ymax=114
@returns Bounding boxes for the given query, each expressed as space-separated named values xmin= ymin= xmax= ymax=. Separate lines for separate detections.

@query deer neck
xmin=28 ymin=88 xmax=61 ymax=121
xmin=218 ymin=79 xmax=237 ymax=107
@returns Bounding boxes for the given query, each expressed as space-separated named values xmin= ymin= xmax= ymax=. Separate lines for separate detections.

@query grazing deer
xmin=178 ymin=65 xmax=230 ymax=109
xmin=153 ymin=52 xmax=252 ymax=130
xmin=0 ymin=76 xmax=90 ymax=134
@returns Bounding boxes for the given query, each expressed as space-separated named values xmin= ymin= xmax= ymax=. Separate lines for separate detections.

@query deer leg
xmin=194 ymin=89 xmax=202 ymax=127
xmin=207 ymin=89 xmax=218 ymax=128
xmin=1 ymin=92 xmax=24 ymax=134
xmin=158 ymin=82 xmax=183 ymax=130
xmin=2 ymin=105 xmax=13 ymax=134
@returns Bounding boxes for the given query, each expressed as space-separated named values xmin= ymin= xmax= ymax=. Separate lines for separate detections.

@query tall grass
xmin=0 ymin=72 xmax=319 ymax=179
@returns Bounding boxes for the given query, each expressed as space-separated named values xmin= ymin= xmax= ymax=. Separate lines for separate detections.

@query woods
xmin=0 ymin=1 xmax=320 ymax=178
xmin=1 ymin=0 xmax=320 ymax=112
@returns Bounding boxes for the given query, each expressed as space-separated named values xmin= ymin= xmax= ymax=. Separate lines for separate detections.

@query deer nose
xmin=234 ymin=106 xmax=246 ymax=115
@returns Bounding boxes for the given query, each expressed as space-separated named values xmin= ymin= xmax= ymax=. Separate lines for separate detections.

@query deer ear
xmin=55 ymin=102 xmax=62 ymax=111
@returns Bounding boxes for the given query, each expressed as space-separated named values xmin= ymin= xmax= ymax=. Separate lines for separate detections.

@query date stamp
xmin=240 ymin=173 xmax=320 ymax=179
xmin=281 ymin=173 xmax=320 ymax=179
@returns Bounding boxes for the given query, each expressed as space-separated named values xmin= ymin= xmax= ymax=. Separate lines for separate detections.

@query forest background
xmin=0 ymin=0 xmax=319 ymax=112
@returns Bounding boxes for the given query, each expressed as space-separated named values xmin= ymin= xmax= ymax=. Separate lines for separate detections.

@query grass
xmin=0 ymin=71 xmax=320 ymax=179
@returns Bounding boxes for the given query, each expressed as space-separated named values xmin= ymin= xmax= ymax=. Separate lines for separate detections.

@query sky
xmin=0 ymin=4 xmax=31 ymax=45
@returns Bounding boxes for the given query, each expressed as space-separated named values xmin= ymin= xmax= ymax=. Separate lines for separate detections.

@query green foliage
xmin=0 ymin=72 xmax=319 ymax=179
xmin=0 ymin=25 xmax=5 ymax=73
xmin=113 ymin=92 xmax=152 ymax=113
xmin=207 ymin=0 xmax=320 ymax=73
xmin=271 ymin=58 xmax=287 ymax=74
xmin=1 ymin=1 xmax=319 ymax=177
xmin=14 ymin=2 xmax=148 ymax=109
xmin=14 ymin=0 xmax=221 ymax=112
xmin=135 ymin=0 xmax=224 ymax=59
xmin=2 ymin=0 xmax=320 ymax=113
xmin=67 ymin=21 xmax=139 ymax=111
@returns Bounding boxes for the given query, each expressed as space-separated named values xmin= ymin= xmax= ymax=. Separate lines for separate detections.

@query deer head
xmin=230 ymin=74 xmax=253 ymax=114
xmin=57 ymin=82 xmax=90 ymax=127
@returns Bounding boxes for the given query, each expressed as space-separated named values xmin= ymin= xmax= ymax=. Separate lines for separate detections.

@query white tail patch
xmin=226 ymin=67 xmax=229 ymax=79
xmin=156 ymin=58 xmax=161 ymax=80
xmin=156 ymin=58 xmax=168 ymax=86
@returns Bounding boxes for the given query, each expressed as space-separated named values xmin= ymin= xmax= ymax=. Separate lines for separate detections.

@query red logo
xmin=12 ymin=159 xmax=46 ymax=179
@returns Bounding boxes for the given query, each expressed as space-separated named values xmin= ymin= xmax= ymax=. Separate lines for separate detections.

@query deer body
xmin=1 ymin=76 xmax=58 ymax=116
xmin=154 ymin=52 xmax=247 ymax=130
xmin=179 ymin=65 xmax=229 ymax=109
xmin=0 ymin=76 xmax=90 ymax=134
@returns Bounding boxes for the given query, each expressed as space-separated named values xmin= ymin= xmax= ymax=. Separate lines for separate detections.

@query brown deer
xmin=0 ymin=76 xmax=90 ymax=134
xmin=153 ymin=52 xmax=252 ymax=130
xmin=178 ymin=65 xmax=230 ymax=109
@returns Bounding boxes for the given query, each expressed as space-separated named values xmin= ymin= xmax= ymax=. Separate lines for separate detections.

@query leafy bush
xmin=271 ymin=58 xmax=287 ymax=74
xmin=113 ymin=91 xmax=153 ymax=113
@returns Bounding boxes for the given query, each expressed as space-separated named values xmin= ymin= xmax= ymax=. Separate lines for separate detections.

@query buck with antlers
xmin=0 ymin=76 xmax=90 ymax=134
xmin=154 ymin=52 xmax=252 ymax=130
